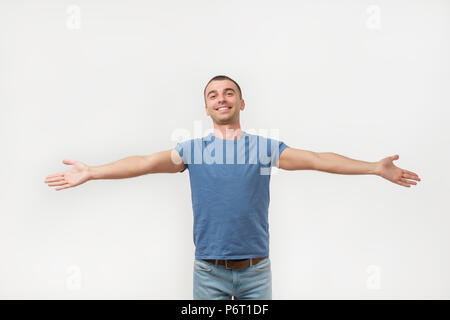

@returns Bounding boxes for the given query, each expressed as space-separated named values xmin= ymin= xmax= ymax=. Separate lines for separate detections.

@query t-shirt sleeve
xmin=174 ymin=141 xmax=189 ymax=173
xmin=270 ymin=139 xmax=289 ymax=167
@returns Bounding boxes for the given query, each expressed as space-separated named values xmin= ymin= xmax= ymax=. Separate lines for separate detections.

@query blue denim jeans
xmin=193 ymin=257 xmax=272 ymax=300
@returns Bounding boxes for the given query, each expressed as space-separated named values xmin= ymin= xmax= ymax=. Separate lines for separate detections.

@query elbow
xmin=279 ymin=149 xmax=320 ymax=171
xmin=311 ymin=152 xmax=322 ymax=171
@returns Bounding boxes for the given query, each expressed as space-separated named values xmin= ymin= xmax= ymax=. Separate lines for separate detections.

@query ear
xmin=240 ymin=99 xmax=245 ymax=111
xmin=205 ymin=105 xmax=210 ymax=116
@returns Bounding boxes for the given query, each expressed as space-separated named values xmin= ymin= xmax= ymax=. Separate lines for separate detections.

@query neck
xmin=212 ymin=122 xmax=243 ymax=140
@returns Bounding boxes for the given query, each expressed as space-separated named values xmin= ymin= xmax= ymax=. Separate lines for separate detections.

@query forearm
xmin=88 ymin=156 xmax=146 ymax=180
xmin=315 ymin=152 xmax=379 ymax=175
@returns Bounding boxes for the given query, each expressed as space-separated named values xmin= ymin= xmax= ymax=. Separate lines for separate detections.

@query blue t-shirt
xmin=174 ymin=131 xmax=289 ymax=259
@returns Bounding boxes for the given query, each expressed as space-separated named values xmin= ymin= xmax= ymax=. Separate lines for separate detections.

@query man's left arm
xmin=278 ymin=147 xmax=421 ymax=188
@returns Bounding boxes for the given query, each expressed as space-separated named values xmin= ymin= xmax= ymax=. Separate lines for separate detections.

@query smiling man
xmin=45 ymin=75 xmax=421 ymax=300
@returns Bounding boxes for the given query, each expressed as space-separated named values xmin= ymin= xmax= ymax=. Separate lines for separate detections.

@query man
xmin=44 ymin=75 xmax=421 ymax=300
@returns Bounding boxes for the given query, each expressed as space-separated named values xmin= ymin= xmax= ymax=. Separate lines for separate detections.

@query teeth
xmin=218 ymin=107 xmax=230 ymax=110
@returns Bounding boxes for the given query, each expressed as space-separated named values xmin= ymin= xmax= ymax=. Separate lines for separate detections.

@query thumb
xmin=391 ymin=154 xmax=399 ymax=161
xmin=63 ymin=159 xmax=75 ymax=165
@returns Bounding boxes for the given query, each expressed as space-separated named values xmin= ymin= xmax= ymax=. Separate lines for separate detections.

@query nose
xmin=217 ymin=94 xmax=226 ymax=103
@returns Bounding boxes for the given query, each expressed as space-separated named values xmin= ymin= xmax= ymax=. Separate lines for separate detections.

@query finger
xmin=55 ymin=183 xmax=71 ymax=191
xmin=402 ymin=173 xmax=421 ymax=181
xmin=48 ymin=180 xmax=68 ymax=186
xmin=45 ymin=176 xmax=65 ymax=183
xmin=403 ymin=170 xmax=419 ymax=178
xmin=400 ymin=178 xmax=416 ymax=186
xmin=45 ymin=173 xmax=64 ymax=179
xmin=397 ymin=181 xmax=411 ymax=188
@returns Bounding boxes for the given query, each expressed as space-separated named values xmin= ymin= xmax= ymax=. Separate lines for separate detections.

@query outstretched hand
xmin=44 ymin=159 xmax=91 ymax=191
xmin=376 ymin=154 xmax=421 ymax=188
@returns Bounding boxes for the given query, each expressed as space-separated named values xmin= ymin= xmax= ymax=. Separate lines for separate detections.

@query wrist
xmin=87 ymin=166 xmax=96 ymax=180
xmin=371 ymin=161 xmax=381 ymax=176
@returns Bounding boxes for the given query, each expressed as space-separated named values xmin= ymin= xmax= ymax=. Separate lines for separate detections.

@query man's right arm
xmin=89 ymin=149 xmax=185 ymax=180
xmin=45 ymin=149 xmax=185 ymax=191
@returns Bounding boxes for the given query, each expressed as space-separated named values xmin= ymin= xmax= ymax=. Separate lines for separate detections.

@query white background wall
xmin=0 ymin=0 xmax=448 ymax=299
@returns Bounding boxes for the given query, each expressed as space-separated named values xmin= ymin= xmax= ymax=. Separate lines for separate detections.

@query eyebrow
xmin=206 ymin=88 xmax=236 ymax=97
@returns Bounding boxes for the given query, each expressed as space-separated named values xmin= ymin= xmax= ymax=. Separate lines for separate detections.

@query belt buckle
xmin=225 ymin=259 xmax=248 ymax=270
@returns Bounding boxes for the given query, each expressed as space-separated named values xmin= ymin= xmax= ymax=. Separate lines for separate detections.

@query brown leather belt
xmin=203 ymin=256 xmax=267 ymax=270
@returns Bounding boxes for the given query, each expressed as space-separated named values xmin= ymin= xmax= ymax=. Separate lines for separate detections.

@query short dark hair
xmin=204 ymin=75 xmax=243 ymax=103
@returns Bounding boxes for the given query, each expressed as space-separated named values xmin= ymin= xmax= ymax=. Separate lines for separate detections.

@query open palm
xmin=377 ymin=154 xmax=421 ymax=188
xmin=44 ymin=159 xmax=91 ymax=191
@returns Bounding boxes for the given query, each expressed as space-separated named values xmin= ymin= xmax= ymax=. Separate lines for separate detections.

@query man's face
xmin=204 ymin=80 xmax=245 ymax=125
